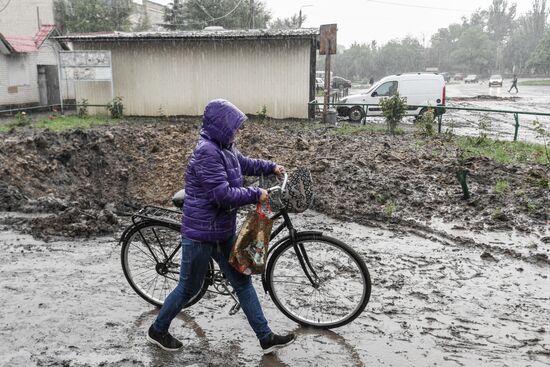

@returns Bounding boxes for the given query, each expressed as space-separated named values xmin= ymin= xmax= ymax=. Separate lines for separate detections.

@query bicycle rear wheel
xmin=266 ymin=234 xmax=371 ymax=328
xmin=120 ymin=220 xmax=211 ymax=308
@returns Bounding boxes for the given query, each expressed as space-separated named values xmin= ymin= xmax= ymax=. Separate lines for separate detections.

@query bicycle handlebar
xmin=267 ymin=172 xmax=288 ymax=194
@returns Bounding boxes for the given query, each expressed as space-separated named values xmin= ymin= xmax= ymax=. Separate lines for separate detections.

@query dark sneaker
xmin=147 ymin=325 xmax=183 ymax=352
xmin=260 ymin=333 xmax=296 ymax=354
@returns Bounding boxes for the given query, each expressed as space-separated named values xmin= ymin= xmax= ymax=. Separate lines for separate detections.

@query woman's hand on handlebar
xmin=259 ymin=189 xmax=269 ymax=203
xmin=273 ymin=165 xmax=285 ymax=177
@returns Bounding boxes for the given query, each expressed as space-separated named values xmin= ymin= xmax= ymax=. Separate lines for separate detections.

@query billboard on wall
xmin=59 ymin=51 xmax=112 ymax=81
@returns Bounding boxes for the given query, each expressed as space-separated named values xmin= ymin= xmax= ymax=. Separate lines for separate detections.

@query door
xmin=42 ymin=65 xmax=60 ymax=105
xmin=367 ymin=81 xmax=398 ymax=116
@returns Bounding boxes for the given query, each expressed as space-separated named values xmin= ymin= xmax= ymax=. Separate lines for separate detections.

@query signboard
xmin=319 ymin=24 xmax=337 ymax=55
xmin=59 ymin=50 xmax=112 ymax=81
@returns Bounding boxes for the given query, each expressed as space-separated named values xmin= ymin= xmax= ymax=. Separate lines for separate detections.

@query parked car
xmin=488 ymin=74 xmax=503 ymax=87
xmin=464 ymin=74 xmax=478 ymax=83
xmin=316 ymin=77 xmax=324 ymax=90
xmin=336 ymin=73 xmax=446 ymax=123
xmin=454 ymin=73 xmax=464 ymax=81
xmin=332 ymin=76 xmax=352 ymax=89
xmin=440 ymin=72 xmax=451 ymax=82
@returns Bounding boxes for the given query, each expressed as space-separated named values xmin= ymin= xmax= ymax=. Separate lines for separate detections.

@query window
xmin=7 ymin=55 xmax=29 ymax=86
xmin=374 ymin=81 xmax=398 ymax=97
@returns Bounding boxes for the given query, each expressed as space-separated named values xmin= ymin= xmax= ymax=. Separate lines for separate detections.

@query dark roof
xmin=56 ymin=28 xmax=319 ymax=42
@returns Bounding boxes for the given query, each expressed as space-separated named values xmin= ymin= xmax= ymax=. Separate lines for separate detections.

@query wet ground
xmin=0 ymin=86 xmax=548 ymax=366
xmin=1 ymin=210 xmax=549 ymax=367
xmin=348 ymin=78 xmax=550 ymax=143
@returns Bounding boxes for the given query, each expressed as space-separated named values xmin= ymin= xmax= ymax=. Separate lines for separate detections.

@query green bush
xmin=380 ymin=92 xmax=407 ymax=135
xmin=78 ymin=98 xmax=89 ymax=118
xmin=416 ymin=108 xmax=435 ymax=137
xmin=107 ymin=97 xmax=124 ymax=119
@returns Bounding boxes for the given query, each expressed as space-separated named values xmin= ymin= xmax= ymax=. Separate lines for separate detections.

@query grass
xmin=455 ymin=136 xmax=549 ymax=165
xmin=519 ymin=79 xmax=550 ymax=86
xmin=495 ymin=179 xmax=510 ymax=193
xmin=0 ymin=115 xmax=120 ymax=133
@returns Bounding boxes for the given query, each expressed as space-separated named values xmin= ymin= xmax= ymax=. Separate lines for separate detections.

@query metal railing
xmin=307 ymin=101 xmax=550 ymax=141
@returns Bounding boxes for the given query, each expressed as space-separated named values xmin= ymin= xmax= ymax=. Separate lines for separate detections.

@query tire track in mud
xmin=4 ymin=211 xmax=548 ymax=366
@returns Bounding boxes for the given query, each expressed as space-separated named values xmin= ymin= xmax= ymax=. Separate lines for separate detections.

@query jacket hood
xmin=201 ymin=99 xmax=247 ymax=146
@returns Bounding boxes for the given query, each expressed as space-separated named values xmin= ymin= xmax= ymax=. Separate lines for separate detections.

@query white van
xmin=337 ymin=73 xmax=446 ymax=122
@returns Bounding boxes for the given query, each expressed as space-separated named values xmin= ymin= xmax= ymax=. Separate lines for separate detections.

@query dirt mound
xmin=0 ymin=119 xmax=548 ymax=238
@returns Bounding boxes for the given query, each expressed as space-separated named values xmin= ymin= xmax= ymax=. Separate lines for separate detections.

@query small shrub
xmin=533 ymin=119 xmax=549 ymax=165
xmin=476 ymin=114 xmax=492 ymax=145
xmin=14 ymin=111 xmax=32 ymax=127
xmin=257 ymin=105 xmax=268 ymax=123
xmin=379 ymin=92 xmax=407 ymax=135
xmin=416 ymin=109 xmax=435 ymax=137
xmin=495 ymin=179 xmax=510 ymax=194
xmin=77 ymin=99 xmax=89 ymax=118
xmin=385 ymin=200 xmax=396 ymax=217
xmin=106 ymin=97 xmax=124 ymax=119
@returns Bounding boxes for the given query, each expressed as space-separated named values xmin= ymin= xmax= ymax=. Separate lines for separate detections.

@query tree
xmin=134 ymin=2 xmax=151 ymax=31
xmin=163 ymin=0 xmax=186 ymax=30
xmin=451 ymin=26 xmax=494 ymax=74
xmin=527 ymin=31 xmax=550 ymax=73
xmin=269 ymin=13 xmax=303 ymax=29
xmin=163 ymin=0 xmax=271 ymax=30
xmin=488 ymin=0 xmax=517 ymax=43
xmin=54 ymin=0 xmax=134 ymax=34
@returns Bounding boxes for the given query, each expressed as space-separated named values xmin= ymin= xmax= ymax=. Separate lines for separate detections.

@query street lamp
xmin=299 ymin=4 xmax=313 ymax=28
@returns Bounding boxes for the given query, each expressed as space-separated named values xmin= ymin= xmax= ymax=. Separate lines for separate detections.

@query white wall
xmin=0 ymin=39 xmax=73 ymax=107
xmin=74 ymin=38 xmax=312 ymax=118
xmin=0 ymin=0 xmax=54 ymax=36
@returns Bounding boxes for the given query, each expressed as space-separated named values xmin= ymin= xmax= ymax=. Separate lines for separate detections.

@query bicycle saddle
xmin=172 ymin=189 xmax=185 ymax=208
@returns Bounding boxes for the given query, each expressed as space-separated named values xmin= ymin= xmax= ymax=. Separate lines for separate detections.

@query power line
xmin=194 ymin=0 xmax=246 ymax=22
xmin=365 ymin=0 xmax=474 ymax=13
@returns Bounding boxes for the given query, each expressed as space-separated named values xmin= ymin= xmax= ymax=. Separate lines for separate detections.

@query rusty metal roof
xmin=0 ymin=34 xmax=38 ymax=53
xmin=56 ymin=28 xmax=319 ymax=42
xmin=34 ymin=24 xmax=56 ymax=48
xmin=0 ymin=24 xmax=62 ymax=54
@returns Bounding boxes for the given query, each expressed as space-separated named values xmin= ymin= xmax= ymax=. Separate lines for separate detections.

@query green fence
xmin=308 ymin=101 xmax=550 ymax=141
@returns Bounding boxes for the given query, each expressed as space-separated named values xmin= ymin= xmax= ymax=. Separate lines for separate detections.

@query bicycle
xmin=120 ymin=171 xmax=371 ymax=328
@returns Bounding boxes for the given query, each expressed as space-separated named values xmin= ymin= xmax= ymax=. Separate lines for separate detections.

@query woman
xmin=147 ymin=99 xmax=295 ymax=354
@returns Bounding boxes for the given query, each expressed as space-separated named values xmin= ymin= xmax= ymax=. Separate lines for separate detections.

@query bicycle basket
xmin=259 ymin=167 xmax=314 ymax=213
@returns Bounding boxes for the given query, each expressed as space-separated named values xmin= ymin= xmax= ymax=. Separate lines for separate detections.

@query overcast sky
xmin=152 ymin=0 xmax=534 ymax=47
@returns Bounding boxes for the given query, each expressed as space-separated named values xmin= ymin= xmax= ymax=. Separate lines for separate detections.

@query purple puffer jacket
xmin=182 ymin=99 xmax=276 ymax=242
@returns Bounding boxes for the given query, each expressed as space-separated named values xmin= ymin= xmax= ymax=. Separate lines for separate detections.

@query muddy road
xmin=1 ymin=210 xmax=549 ymax=367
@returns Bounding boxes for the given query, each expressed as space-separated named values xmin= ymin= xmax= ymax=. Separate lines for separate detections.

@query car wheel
xmin=348 ymin=106 xmax=364 ymax=123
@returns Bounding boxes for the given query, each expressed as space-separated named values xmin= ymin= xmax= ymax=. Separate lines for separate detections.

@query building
xmin=0 ymin=25 xmax=69 ymax=109
xmin=57 ymin=28 xmax=319 ymax=119
xmin=0 ymin=0 xmax=167 ymax=35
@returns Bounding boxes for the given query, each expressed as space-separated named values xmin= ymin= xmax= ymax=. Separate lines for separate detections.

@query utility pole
xmin=250 ymin=0 xmax=255 ymax=29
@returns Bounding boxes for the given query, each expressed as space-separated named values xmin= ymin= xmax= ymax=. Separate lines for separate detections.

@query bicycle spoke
xmin=268 ymin=237 xmax=369 ymax=327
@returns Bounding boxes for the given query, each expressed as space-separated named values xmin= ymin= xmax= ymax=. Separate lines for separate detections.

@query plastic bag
xmin=229 ymin=203 xmax=273 ymax=275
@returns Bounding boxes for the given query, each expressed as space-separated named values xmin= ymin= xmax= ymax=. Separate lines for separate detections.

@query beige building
xmin=58 ymin=28 xmax=319 ymax=119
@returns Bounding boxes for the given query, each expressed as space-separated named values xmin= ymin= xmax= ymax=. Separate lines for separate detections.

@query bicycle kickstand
xmin=221 ymin=280 xmax=241 ymax=315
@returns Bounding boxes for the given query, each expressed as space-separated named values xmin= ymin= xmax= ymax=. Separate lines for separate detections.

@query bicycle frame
xmin=266 ymin=209 xmax=322 ymax=290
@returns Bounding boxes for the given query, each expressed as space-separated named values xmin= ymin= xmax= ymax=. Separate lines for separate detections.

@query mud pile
xmin=0 ymin=119 xmax=548 ymax=238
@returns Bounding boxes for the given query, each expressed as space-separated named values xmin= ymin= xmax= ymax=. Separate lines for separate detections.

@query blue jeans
xmin=152 ymin=236 xmax=273 ymax=341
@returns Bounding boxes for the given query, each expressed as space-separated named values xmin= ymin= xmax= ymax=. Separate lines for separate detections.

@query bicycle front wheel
xmin=120 ymin=220 xmax=210 ymax=308
xmin=266 ymin=234 xmax=371 ymax=328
